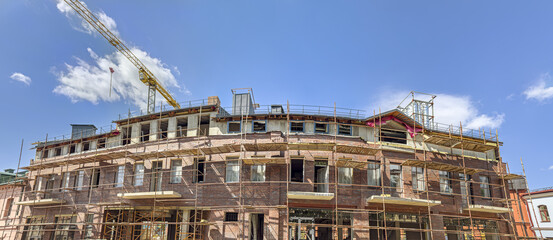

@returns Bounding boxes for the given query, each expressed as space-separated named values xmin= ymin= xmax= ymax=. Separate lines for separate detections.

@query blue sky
xmin=1 ymin=0 xmax=553 ymax=189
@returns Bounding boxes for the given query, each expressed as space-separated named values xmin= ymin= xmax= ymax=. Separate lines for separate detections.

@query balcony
xmin=117 ymin=191 xmax=182 ymax=200
xmin=463 ymin=204 xmax=510 ymax=214
xmin=287 ymin=191 xmax=335 ymax=200
xmin=16 ymin=198 xmax=65 ymax=206
xmin=367 ymin=195 xmax=441 ymax=207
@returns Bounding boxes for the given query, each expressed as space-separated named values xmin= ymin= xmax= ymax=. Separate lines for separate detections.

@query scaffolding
xmin=10 ymin=93 xmax=537 ymax=240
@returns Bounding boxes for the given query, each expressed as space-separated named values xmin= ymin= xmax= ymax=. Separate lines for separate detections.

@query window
xmin=91 ymin=169 xmax=100 ymax=188
xmin=84 ymin=214 xmax=94 ymax=238
xmin=82 ymin=142 xmax=90 ymax=151
xmin=390 ymin=164 xmax=402 ymax=190
xmin=225 ymin=212 xmax=239 ymax=222
xmin=170 ymin=160 xmax=183 ymax=184
xmin=539 ymin=205 xmax=551 ymax=222
xmin=45 ymin=174 xmax=55 ymax=191
xmin=479 ymin=176 xmax=491 ymax=198
xmin=158 ymin=120 xmax=169 ymax=139
xmin=338 ymin=125 xmax=352 ymax=135
xmin=97 ymin=138 xmax=106 ymax=149
xmin=114 ymin=165 xmax=125 ymax=187
xmin=290 ymin=122 xmax=304 ymax=132
xmin=314 ymin=123 xmax=328 ymax=133
xmin=42 ymin=149 xmax=49 ymax=159
xmin=380 ymin=129 xmax=407 ymax=144
xmin=176 ymin=117 xmax=188 ymax=137
xmin=193 ymin=158 xmax=205 ymax=183
xmin=54 ymin=147 xmax=62 ymax=157
xmin=3 ymin=198 xmax=13 ymax=218
xmin=53 ymin=215 xmax=77 ymax=240
xmin=134 ymin=163 xmax=144 ymax=186
xmin=121 ymin=127 xmax=131 ymax=145
xmin=69 ymin=144 xmax=76 ymax=154
xmin=251 ymin=164 xmax=266 ymax=182
xmin=228 ymin=122 xmax=241 ymax=133
xmin=24 ymin=216 xmax=45 ymax=239
xmin=200 ymin=115 xmax=210 ymax=136
xmin=76 ymin=171 xmax=84 ymax=190
xmin=226 ymin=160 xmax=240 ymax=183
xmin=140 ymin=123 xmax=150 ymax=142
xmin=338 ymin=167 xmax=353 ymax=184
xmin=367 ymin=162 xmax=381 ymax=186
xmin=61 ymin=172 xmax=71 ymax=192
xmin=459 ymin=174 xmax=471 ymax=206
xmin=411 ymin=167 xmax=425 ymax=191
xmin=439 ymin=171 xmax=453 ymax=193
xmin=290 ymin=159 xmax=304 ymax=182
xmin=253 ymin=121 xmax=266 ymax=132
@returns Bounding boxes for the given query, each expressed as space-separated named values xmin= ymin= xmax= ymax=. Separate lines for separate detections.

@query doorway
xmin=150 ymin=161 xmax=163 ymax=191
xmin=250 ymin=213 xmax=264 ymax=240
xmin=314 ymin=161 xmax=329 ymax=193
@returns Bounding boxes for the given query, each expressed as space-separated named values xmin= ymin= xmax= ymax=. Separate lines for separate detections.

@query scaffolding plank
xmin=242 ymin=157 xmax=286 ymax=165
xmin=401 ymin=159 xmax=483 ymax=175
xmin=500 ymin=173 xmax=524 ymax=180
xmin=335 ymin=159 xmax=367 ymax=169
xmin=336 ymin=145 xmax=378 ymax=155
xmin=424 ymin=132 xmax=497 ymax=152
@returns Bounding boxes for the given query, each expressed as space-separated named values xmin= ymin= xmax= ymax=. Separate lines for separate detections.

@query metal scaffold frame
xmin=10 ymin=94 xmax=536 ymax=240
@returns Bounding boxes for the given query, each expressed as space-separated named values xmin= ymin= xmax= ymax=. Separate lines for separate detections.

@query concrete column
xmin=75 ymin=143 xmax=82 ymax=153
xmin=208 ymin=112 xmax=221 ymax=136
xmin=187 ymin=114 xmax=199 ymax=137
xmin=108 ymin=135 xmax=120 ymax=148
xmin=305 ymin=122 xmax=314 ymax=134
xmin=168 ymin=117 xmax=177 ymax=139
xmin=150 ymin=120 xmax=159 ymax=141
xmin=131 ymin=123 xmax=141 ymax=144
xmin=90 ymin=140 xmax=97 ymax=150
xmin=62 ymin=146 xmax=69 ymax=155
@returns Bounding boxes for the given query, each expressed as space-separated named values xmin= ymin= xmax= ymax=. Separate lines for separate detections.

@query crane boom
xmin=63 ymin=0 xmax=181 ymax=113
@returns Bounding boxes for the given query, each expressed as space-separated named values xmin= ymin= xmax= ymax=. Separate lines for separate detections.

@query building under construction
xmin=6 ymin=90 xmax=533 ymax=239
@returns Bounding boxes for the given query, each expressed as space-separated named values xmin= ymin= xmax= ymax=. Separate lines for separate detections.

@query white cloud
xmin=465 ymin=113 xmax=505 ymax=129
xmin=549 ymin=165 xmax=553 ymax=170
xmin=54 ymin=0 xmax=185 ymax=110
xmin=372 ymin=90 xmax=505 ymax=130
xmin=10 ymin=72 xmax=31 ymax=86
xmin=523 ymin=73 xmax=553 ymax=102
xmin=53 ymin=47 xmax=180 ymax=110
xmin=56 ymin=0 xmax=119 ymax=36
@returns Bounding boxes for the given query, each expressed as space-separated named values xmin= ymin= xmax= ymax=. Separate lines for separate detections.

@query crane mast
xmin=63 ymin=0 xmax=181 ymax=113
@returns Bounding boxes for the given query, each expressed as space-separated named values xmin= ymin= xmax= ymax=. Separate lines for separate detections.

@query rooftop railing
xmin=34 ymin=102 xmax=498 ymax=145
xmin=425 ymin=122 xmax=498 ymax=142
xmin=34 ymin=124 xmax=117 ymax=147
xmin=530 ymin=186 xmax=553 ymax=193
xmin=117 ymin=98 xmax=212 ymax=120
xmin=218 ymin=104 xmax=367 ymax=119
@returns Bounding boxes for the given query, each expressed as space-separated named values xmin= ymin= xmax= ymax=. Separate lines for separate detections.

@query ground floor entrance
xmin=288 ymin=208 xmax=352 ymax=240
xmin=101 ymin=209 xmax=204 ymax=240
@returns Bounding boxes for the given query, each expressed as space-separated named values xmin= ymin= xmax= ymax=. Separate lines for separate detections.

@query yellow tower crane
xmin=63 ymin=0 xmax=181 ymax=114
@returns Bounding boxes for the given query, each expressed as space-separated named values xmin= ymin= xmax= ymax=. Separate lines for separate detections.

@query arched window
xmin=538 ymin=205 xmax=550 ymax=222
